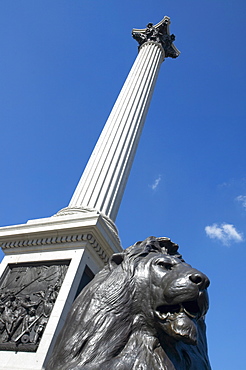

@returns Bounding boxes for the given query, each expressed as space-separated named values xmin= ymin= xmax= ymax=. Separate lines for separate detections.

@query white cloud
xmin=236 ymin=195 xmax=246 ymax=209
xmin=150 ymin=175 xmax=161 ymax=190
xmin=205 ymin=223 xmax=243 ymax=246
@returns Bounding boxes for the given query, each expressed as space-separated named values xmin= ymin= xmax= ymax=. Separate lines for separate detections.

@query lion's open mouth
xmin=156 ymin=299 xmax=200 ymax=320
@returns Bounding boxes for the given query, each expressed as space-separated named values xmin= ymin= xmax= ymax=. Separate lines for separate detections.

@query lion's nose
xmin=189 ymin=273 xmax=210 ymax=289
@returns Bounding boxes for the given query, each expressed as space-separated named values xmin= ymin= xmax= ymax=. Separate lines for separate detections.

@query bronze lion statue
xmin=47 ymin=236 xmax=211 ymax=369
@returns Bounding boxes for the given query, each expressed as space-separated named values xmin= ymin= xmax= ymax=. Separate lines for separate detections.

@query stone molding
xmin=1 ymin=233 xmax=109 ymax=263
xmin=54 ymin=206 xmax=120 ymax=244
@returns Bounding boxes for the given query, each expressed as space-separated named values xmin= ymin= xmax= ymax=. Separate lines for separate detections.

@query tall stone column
xmin=68 ymin=16 xmax=179 ymax=222
xmin=0 ymin=17 xmax=179 ymax=370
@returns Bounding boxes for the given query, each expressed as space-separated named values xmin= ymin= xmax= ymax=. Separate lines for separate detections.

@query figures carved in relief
xmin=0 ymin=261 xmax=69 ymax=352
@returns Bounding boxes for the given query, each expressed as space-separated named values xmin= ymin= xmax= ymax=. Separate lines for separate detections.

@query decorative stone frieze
xmin=1 ymin=233 xmax=109 ymax=263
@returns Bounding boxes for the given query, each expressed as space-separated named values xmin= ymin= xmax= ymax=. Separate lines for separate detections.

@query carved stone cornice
xmin=1 ymin=233 xmax=109 ymax=263
xmin=132 ymin=16 xmax=180 ymax=59
xmin=54 ymin=206 xmax=120 ymax=244
xmin=0 ymin=212 xmax=122 ymax=264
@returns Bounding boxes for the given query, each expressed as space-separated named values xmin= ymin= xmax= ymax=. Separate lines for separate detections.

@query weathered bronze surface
xmin=0 ymin=261 xmax=69 ymax=352
xmin=132 ymin=16 xmax=180 ymax=58
xmin=47 ymin=237 xmax=211 ymax=369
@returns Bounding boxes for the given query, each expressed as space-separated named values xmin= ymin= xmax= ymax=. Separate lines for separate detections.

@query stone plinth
xmin=0 ymin=212 xmax=121 ymax=370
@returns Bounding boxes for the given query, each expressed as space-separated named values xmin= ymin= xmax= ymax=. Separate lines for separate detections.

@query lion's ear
xmin=109 ymin=253 xmax=125 ymax=270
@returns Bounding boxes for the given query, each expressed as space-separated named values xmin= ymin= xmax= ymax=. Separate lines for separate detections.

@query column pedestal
xmin=0 ymin=213 xmax=121 ymax=370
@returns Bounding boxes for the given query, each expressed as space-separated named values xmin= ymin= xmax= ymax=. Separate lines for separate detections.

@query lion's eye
xmin=157 ymin=261 xmax=173 ymax=270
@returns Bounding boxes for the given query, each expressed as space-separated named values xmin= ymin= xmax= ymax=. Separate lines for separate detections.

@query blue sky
xmin=0 ymin=1 xmax=245 ymax=368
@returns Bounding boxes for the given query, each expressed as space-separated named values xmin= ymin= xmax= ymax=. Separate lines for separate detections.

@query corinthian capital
xmin=132 ymin=16 xmax=180 ymax=58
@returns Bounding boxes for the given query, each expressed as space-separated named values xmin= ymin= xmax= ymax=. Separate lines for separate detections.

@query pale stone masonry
xmin=69 ymin=40 xmax=165 ymax=221
xmin=68 ymin=16 xmax=179 ymax=224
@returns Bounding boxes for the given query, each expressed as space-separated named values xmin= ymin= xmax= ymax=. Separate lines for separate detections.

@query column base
xmin=54 ymin=206 xmax=120 ymax=245
xmin=0 ymin=211 xmax=122 ymax=370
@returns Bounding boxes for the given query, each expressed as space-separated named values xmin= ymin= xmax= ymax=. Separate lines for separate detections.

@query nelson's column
xmin=0 ymin=17 xmax=180 ymax=370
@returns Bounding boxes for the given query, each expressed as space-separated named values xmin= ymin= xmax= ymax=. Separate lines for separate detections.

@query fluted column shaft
xmin=69 ymin=41 xmax=165 ymax=221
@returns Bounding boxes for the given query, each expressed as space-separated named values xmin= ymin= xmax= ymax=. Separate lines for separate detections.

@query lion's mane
xmin=47 ymin=237 xmax=211 ymax=370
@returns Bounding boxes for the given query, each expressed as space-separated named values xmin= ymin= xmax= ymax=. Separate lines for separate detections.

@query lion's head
xmin=47 ymin=237 xmax=211 ymax=370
